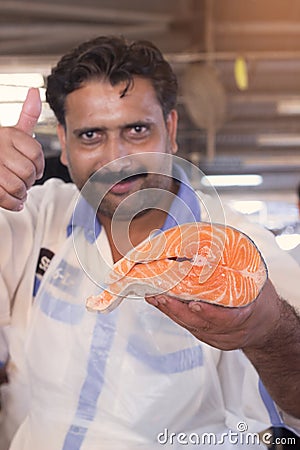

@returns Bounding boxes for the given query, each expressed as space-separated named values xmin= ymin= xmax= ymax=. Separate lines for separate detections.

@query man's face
xmin=58 ymin=77 xmax=178 ymax=218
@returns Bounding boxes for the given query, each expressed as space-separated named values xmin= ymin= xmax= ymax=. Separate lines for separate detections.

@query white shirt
xmin=0 ymin=178 xmax=299 ymax=450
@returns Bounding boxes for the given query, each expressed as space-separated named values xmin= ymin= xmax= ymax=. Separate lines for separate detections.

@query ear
xmin=166 ymin=109 xmax=178 ymax=154
xmin=57 ymin=124 xmax=68 ymax=166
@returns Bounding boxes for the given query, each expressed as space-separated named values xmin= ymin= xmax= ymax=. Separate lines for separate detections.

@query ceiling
xmin=1 ymin=0 xmax=300 ymax=192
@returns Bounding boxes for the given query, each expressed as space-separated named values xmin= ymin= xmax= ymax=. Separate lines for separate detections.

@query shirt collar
xmin=66 ymin=164 xmax=201 ymax=243
xmin=161 ymin=164 xmax=201 ymax=231
xmin=67 ymin=196 xmax=101 ymax=244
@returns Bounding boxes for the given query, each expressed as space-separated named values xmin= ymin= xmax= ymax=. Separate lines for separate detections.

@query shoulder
xmin=29 ymin=178 xmax=77 ymax=201
xmin=26 ymin=179 xmax=79 ymax=229
xmin=26 ymin=179 xmax=77 ymax=213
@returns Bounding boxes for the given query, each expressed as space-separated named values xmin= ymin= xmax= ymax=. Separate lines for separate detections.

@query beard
xmin=78 ymin=150 xmax=176 ymax=221
xmin=97 ymin=171 xmax=175 ymax=220
xmin=69 ymin=149 xmax=177 ymax=224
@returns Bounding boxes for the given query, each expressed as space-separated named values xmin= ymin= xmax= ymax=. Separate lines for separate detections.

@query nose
xmin=103 ymin=135 xmax=132 ymax=171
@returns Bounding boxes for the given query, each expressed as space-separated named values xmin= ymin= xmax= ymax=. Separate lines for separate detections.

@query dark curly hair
xmin=46 ymin=35 xmax=178 ymax=126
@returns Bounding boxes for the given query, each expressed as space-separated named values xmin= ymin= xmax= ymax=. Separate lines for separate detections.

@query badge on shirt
xmin=33 ymin=248 xmax=55 ymax=297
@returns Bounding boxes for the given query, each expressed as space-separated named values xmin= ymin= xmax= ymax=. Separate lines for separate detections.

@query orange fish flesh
xmin=86 ymin=222 xmax=268 ymax=313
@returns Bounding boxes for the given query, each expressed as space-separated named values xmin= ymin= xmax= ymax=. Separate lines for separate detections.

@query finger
xmin=16 ymin=87 xmax=42 ymax=136
xmin=146 ymin=295 xmax=207 ymax=330
xmin=0 ymin=191 xmax=26 ymax=211
xmin=0 ymin=164 xmax=27 ymax=199
xmin=146 ymin=295 xmax=241 ymax=331
xmin=2 ymin=147 xmax=38 ymax=189
xmin=0 ymin=169 xmax=27 ymax=212
xmin=11 ymin=132 xmax=44 ymax=180
xmin=145 ymin=296 xmax=243 ymax=349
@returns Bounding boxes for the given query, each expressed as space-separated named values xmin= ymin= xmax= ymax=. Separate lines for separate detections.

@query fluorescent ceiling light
xmin=276 ymin=234 xmax=300 ymax=251
xmin=0 ymin=73 xmax=44 ymax=87
xmin=257 ymin=134 xmax=300 ymax=146
xmin=277 ymin=100 xmax=300 ymax=115
xmin=230 ymin=200 xmax=264 ymax=215
xmin=0 ymin=73 xmax=45 ymax=107
xmin=0 ymin=103 xmax=23 ymax=126
xmin=201 ymin=174 xmax=263 ymax=187
xmin=0 ymin=86 xmax=46 ymax=103
xmin=0 ymin=97 xmax=48 ymax=126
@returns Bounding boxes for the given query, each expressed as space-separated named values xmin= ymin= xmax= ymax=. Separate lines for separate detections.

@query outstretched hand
xmin=145 ymin=279 xmax=281 ymax=351
xmin=146 ymin=279 xmax=300 ymax=419
xmin=0 ymin=88 xmax=44 ymax=211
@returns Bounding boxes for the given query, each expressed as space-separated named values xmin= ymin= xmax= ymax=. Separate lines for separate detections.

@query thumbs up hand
xmin=0 ymin=88 xmax=45 ymax=211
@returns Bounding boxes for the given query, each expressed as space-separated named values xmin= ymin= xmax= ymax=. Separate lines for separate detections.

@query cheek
xmin=67 ymin=148 xmax=96 ymax=173
xmin=64 ymin=156 xmax=88 ymax=187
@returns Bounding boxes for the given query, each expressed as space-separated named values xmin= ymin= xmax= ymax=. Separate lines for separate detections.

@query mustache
xmin=90 ymin=168 xmax=148 ymax=184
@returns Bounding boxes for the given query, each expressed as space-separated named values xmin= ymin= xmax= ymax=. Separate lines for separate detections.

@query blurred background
xmin=0 ymin=0 xmax=300 ymax=258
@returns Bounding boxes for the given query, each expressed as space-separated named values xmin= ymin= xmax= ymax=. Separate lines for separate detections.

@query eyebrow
xmin=124 ymin=120 xmax=152 ymax=128
xmin=73 ymin=126 xmax=107 ymax=136
xmin=73 ymin=120 xmax=153 ymax=136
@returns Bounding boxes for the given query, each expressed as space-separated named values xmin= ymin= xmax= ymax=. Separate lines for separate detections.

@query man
xmin=0 ymin=36 xmax=299 ymax=449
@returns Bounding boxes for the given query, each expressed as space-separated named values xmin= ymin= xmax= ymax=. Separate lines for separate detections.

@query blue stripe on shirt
xmin=62 ymin=311 xmax=117 ymax=449
xmin=258 ymin=379 xmax=284 ymax=427
xmin=33 ymin=275 xmax=41 ymax=297
xmin=127 ymin=336 xmax=203 ymax=373
xmin=39 ymin=291 xmax=85 ymax=325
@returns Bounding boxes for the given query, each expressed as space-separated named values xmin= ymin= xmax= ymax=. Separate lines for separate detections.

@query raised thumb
xmin=16 ymin=87 xmax=42 ymax=135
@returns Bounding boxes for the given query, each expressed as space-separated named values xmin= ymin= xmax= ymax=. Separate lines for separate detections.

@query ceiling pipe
xmin=167 ymin=50 xmax=300 ymax=63
xmin=0 ymin=1 xmax=171 ymax=23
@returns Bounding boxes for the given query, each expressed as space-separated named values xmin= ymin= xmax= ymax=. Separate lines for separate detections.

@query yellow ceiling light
xmin=234 ymin=57 xmax=248 ymax=91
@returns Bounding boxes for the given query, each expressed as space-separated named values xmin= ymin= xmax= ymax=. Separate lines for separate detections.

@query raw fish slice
xmin=86 ymin=222 xmax=268 ymax=313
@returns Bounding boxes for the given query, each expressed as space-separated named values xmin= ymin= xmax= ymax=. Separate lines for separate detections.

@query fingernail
xmin=157 ymin=297 xmax=167 ymax=306
xmin=145 ymin=296 xmax=159 ymax=307
xmin=190 ymin=303 xmax=201 ymax=312
xmin=17 ymin=203 xmax=24 ymax=211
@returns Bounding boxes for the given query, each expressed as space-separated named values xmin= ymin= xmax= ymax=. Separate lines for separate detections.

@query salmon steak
xmin=86 ymin=222 xmax=268 ymax=313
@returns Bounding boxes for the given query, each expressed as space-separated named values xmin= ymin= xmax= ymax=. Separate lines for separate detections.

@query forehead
xmin=64 ymin=77 xmax=164 ymax=125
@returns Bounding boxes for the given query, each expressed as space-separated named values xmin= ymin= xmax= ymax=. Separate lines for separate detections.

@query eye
xmin=81 ymin=130 xmax=98 ymax=140
xmin=78 ymin=129 xmax=104 ymax=145
xmin=132 ymin=125 xmax=146 ymax=133
xmin=126 ymin=123 xmax=150 ymax=139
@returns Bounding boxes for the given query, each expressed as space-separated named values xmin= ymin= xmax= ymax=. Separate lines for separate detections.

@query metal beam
xmin=216 ymin=21 xmax=300 ymax=35
xmin=167 ymin=50 xmax=300 ymax=63
xmin=0 ymin=22 xmax=168 ymax=39
xmin=0 ymin=23 xmax=169 ymax=54
xmin=0 ymin=1 xmax=172 ymax=23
